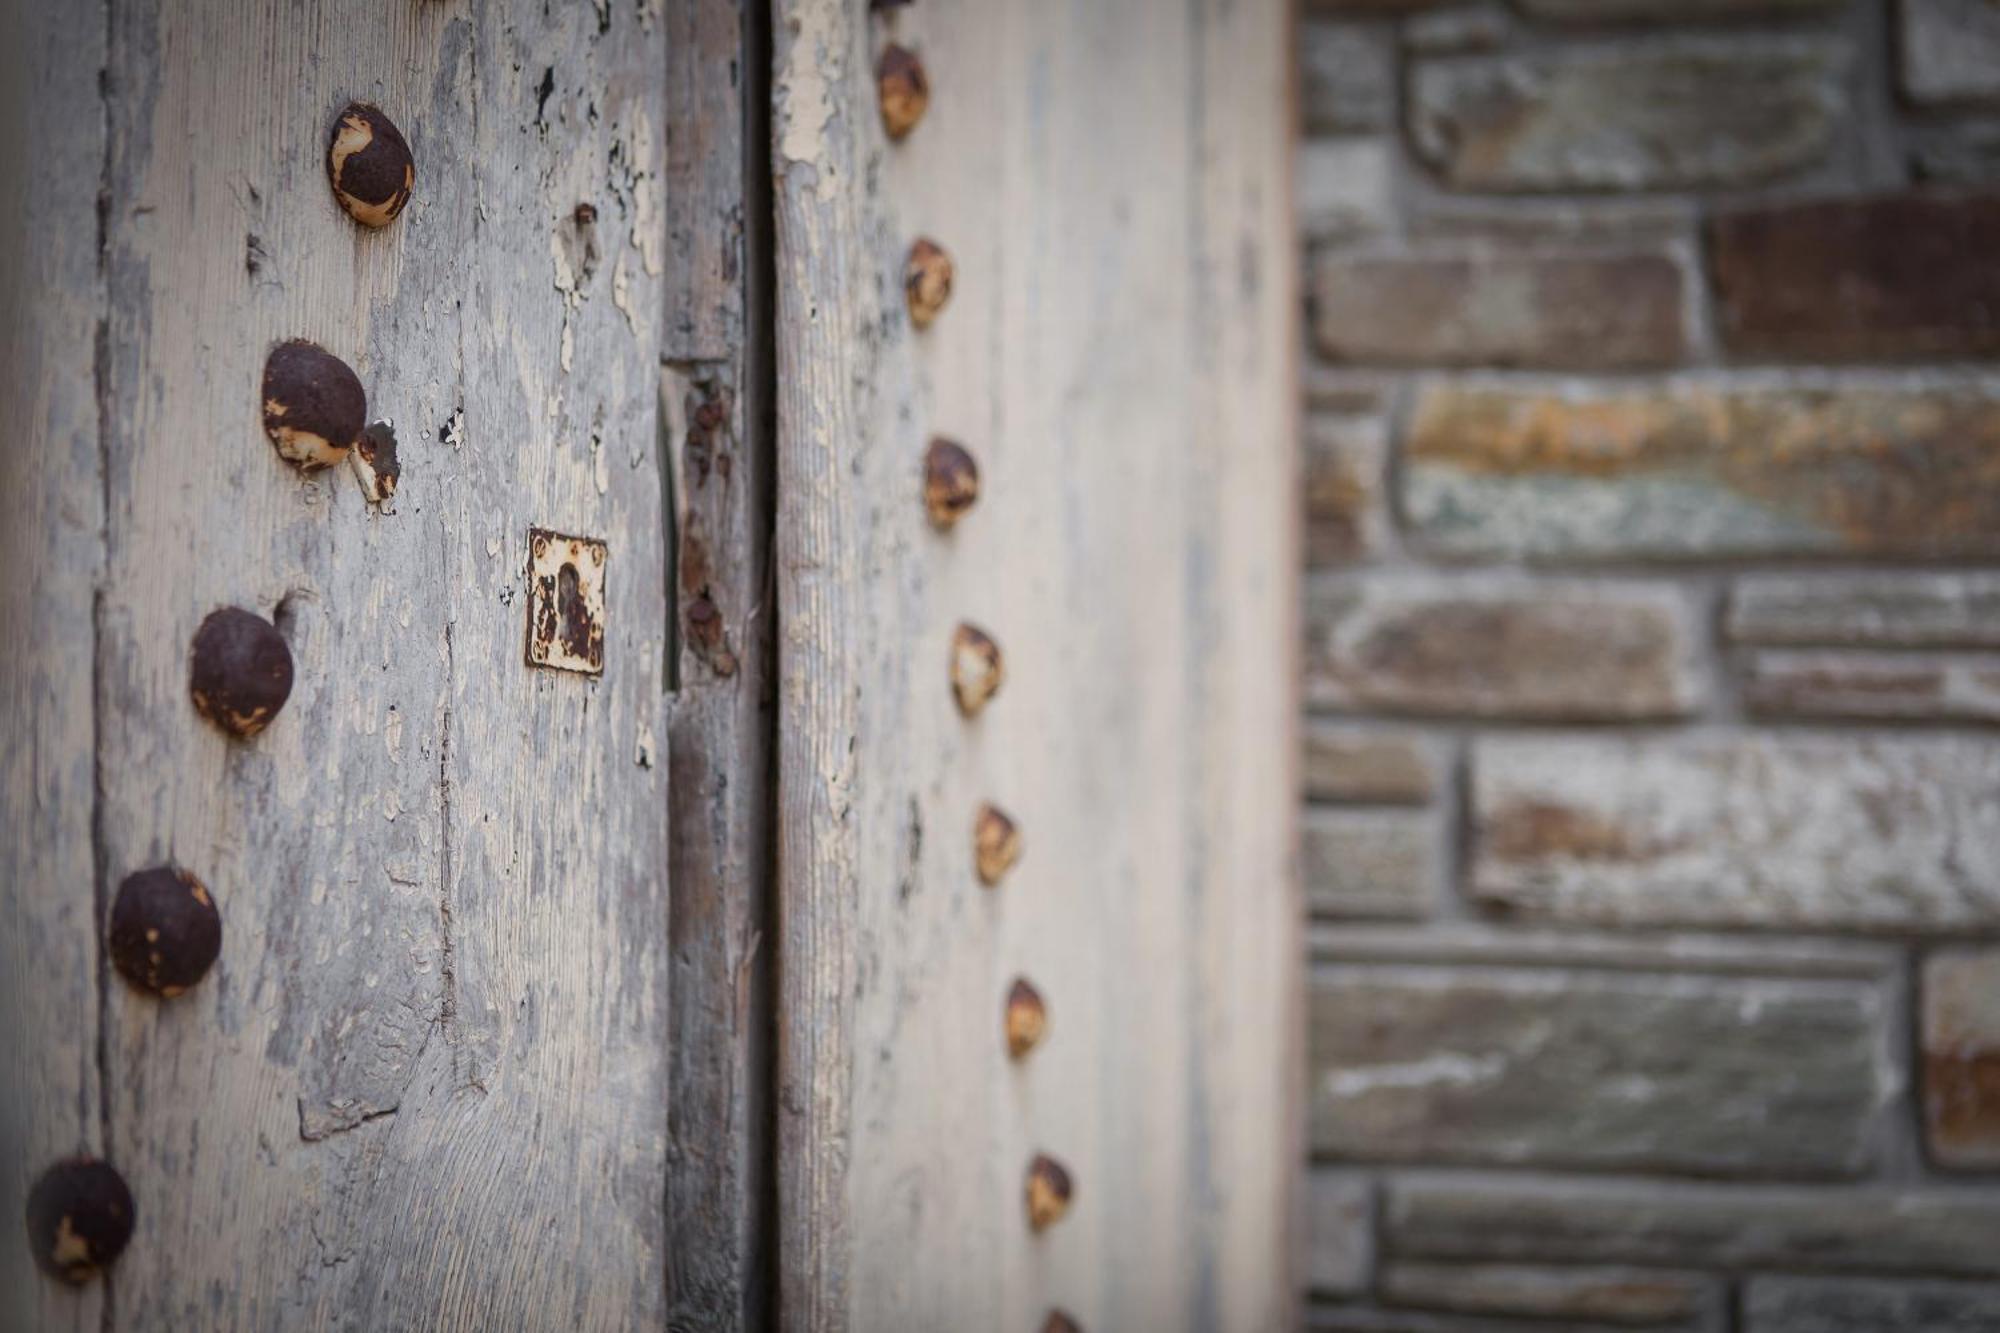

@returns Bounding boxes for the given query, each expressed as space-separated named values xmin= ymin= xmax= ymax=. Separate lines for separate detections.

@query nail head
xmin=1025 ymin=1154 xmax=1073 ymax=1232
xmin=190 ymin=606 xmax=295 ymax=738
xmin=923 ymin=437 xmax=979 ymax=529
xmin=262 ymin=339 xmax=366 ymax=470
xmin=950 ymin=623 xmax=1003 ymax=717
xmin=25 ymin=1158 xmax=134 ymax=1284
xmin=974 ymin=802 xmax=1021 ymax=886
xmin=110 ymin=866 xmax=222 ymax=997
xmin=327 ymin=101 xmax=414 ymax=228
xmin=877 ymin=44 xmax=930 ymax=141
xmin=1006 ymin=977 xmax=1047 ymax=1059
xmin=905 ymin=238 xmax=953 ymax=330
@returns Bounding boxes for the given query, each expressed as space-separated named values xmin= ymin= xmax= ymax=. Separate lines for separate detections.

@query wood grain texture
xmin=770 ymin=1 xmax=865 ymax=1327
xmin=90 ymin=1 xmax=670 ymax=1327
xmin=662 ymin=2 xmax=775 ymax=1329
xmin=770 ymin=0 xmax=1299 ymax=1328
xmin=0 ymin=0 xmax=108 ymax=1327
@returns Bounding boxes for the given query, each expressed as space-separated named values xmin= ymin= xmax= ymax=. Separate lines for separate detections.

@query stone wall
xmin=1296 ymin=3 xmax=2000 ymax=1330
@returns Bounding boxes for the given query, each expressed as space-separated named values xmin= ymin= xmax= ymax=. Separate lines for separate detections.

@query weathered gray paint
xmin=4 ymin=0 xmax=672 ymax=1326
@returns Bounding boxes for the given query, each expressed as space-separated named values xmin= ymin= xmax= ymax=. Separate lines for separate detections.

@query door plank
xmin=0 ymin=0 xmax=109 ymax=1326
xmin=770 ymin=1 xmax=1298 ymax=1329
xmin=662 ymin=4 xmax=776 ymax=1329
xmin=94 ymin=2 xmax=670 ymax=1327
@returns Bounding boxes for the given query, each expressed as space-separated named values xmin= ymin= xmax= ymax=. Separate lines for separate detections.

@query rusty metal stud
xmin=923 ymin=437 xmax=979 ymax=530
xmin=1025 ymin=1154 xmax=1073 ymax=1232
xmin=974 ymin=802 xmax=1021 ymax=886
xmin=25 ymin=1158 xmax=134 ymax=1284
xmin=877 ymin=44 xmax=929 ymax=141
xmin=1006 ymin=977 xmax=1047 ymax=1060
xmin=950 ymin=622 xmax=1003 ymax=717
xmin=525 ymin=528 xmax=609 ymax=676
xmin=905 ymin=238 xmax=953 ymax=330
xmin=1043 ymin=1312 xmax=1083 ymax=1333
xmin=262 ymin=339 xmax=366 ymax=470
xmin=190 ymin=606 xmax=295 ymax=738
xmin=351 ymin=420 xmax=400 ymax=506
xmin=327 ymin=101 xmax=414 ymax=228
xmin=109 ymin=866 xmax=222 ymax=998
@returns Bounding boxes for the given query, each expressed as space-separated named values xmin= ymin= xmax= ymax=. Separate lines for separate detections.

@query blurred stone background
xmin=1296 ymin=1 xmax=2000 ymax=1328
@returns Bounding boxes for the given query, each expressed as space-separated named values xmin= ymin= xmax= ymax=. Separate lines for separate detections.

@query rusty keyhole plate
xmin=525 ymin=527 xmax=607 ymax=676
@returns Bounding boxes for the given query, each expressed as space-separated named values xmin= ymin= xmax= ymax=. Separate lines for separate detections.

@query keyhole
xmin=556 ymin=562 xmax=593 ymax=660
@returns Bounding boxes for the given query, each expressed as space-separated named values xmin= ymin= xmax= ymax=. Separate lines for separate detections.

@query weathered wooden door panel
xmin=8 ymin=0 xmax=673 ymax=1327
xmin=770 ymin=2 xmax=1297 ymax=1330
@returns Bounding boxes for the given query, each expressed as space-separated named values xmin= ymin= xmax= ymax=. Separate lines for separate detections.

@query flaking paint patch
xmin=552 ymin=227 xmax=580 ymax=305
xmin=613 ymin=251 xmax=640 ymax=335
xmin=777 ymin=1 xmax=844 ymax=199
xmin=628 ymin=107 xmax=663 ymax=276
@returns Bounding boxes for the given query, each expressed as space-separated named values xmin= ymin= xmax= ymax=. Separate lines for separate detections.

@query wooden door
xmin=2 ymin=0 xmax=1295 ymax=1329
xmin=769 ymin=2 xmax=1298 ymax=1330
xmin=3 ymin=1 xmax=687 ymax=1326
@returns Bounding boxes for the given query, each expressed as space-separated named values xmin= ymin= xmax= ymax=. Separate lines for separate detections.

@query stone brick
xmin=1387 ymin=1176 xmax=2000 ymax=1276
xmin=1305 ymin=415 xmax=1389 ymax=567
xmin=1742 ymin=651 xmax=2000 ymax=722
xmin=1310 ymin=964 xmax=1888 ymax=1175
xmin=1411 ymin=197 xmax=1692 ymax=244
xmin=1302 ymin=23 xmax=1393 ymax=134
xmin=1709 ymin=195 xmax=2000 ymax=361
xmin=1303 ymin=722 xmax=1442 ymax=805
xmin=1924 ymin=948 xmax=2000 ymax=1169
xmin=1305 ymin=576 xmax=1701 ymax=719
xmin=1401 ymin=382 xmax=2000 ymax=560
xmin=1304 ymin=1172 xmax=1375 ymax=1296
xmin=1304 ymin=808 xmax=1441 ymax=919
xmin=1311 ymin=922 xmax=1898 ymax=981
xmin=1471 ymin=735 xmax=2000 ymax=930
xmin=1300 ymin=140 xmax=1394 ymax=241
xmin=1901 ymin=0 xmax=2000 ymax=105
xmin=1305 ymin=363 xmax=1393 ymax=414
xmin=1727 ymin=574 xmax=2000 ymax=648
xmin=1381 ymin=1262 xmax=1714 ymax=1324
xmin=1516 ymin=0 xmax=1838 ymax=19
xmin=1745 ymin=1277 xmax=2000 ymax=1332
xmin=1406 ymin=6 xmax=1512 ymax=55
xmin=1407 ymin=41 xmax=1845 ymax=192
xmin=1915 ymin=124 xmax=2000 ymax=184
xmin=1307 ymin=1312 xmax=1671 ymax=1332
xmin=1311 ymin=252 xmax=1685 ymax=369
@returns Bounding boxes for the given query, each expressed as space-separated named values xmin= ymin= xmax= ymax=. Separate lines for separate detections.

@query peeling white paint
xmin=776 ymin=0 xmax=843 ymax=199
xmin=612 ymin=251 xmax=641 ymax=336
xmin=629 ymin=108 xmax=663 ymax=277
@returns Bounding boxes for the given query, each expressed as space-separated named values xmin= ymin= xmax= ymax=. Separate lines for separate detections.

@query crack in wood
xmin=296 ymin=1099 xmax=400 ymax=1145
